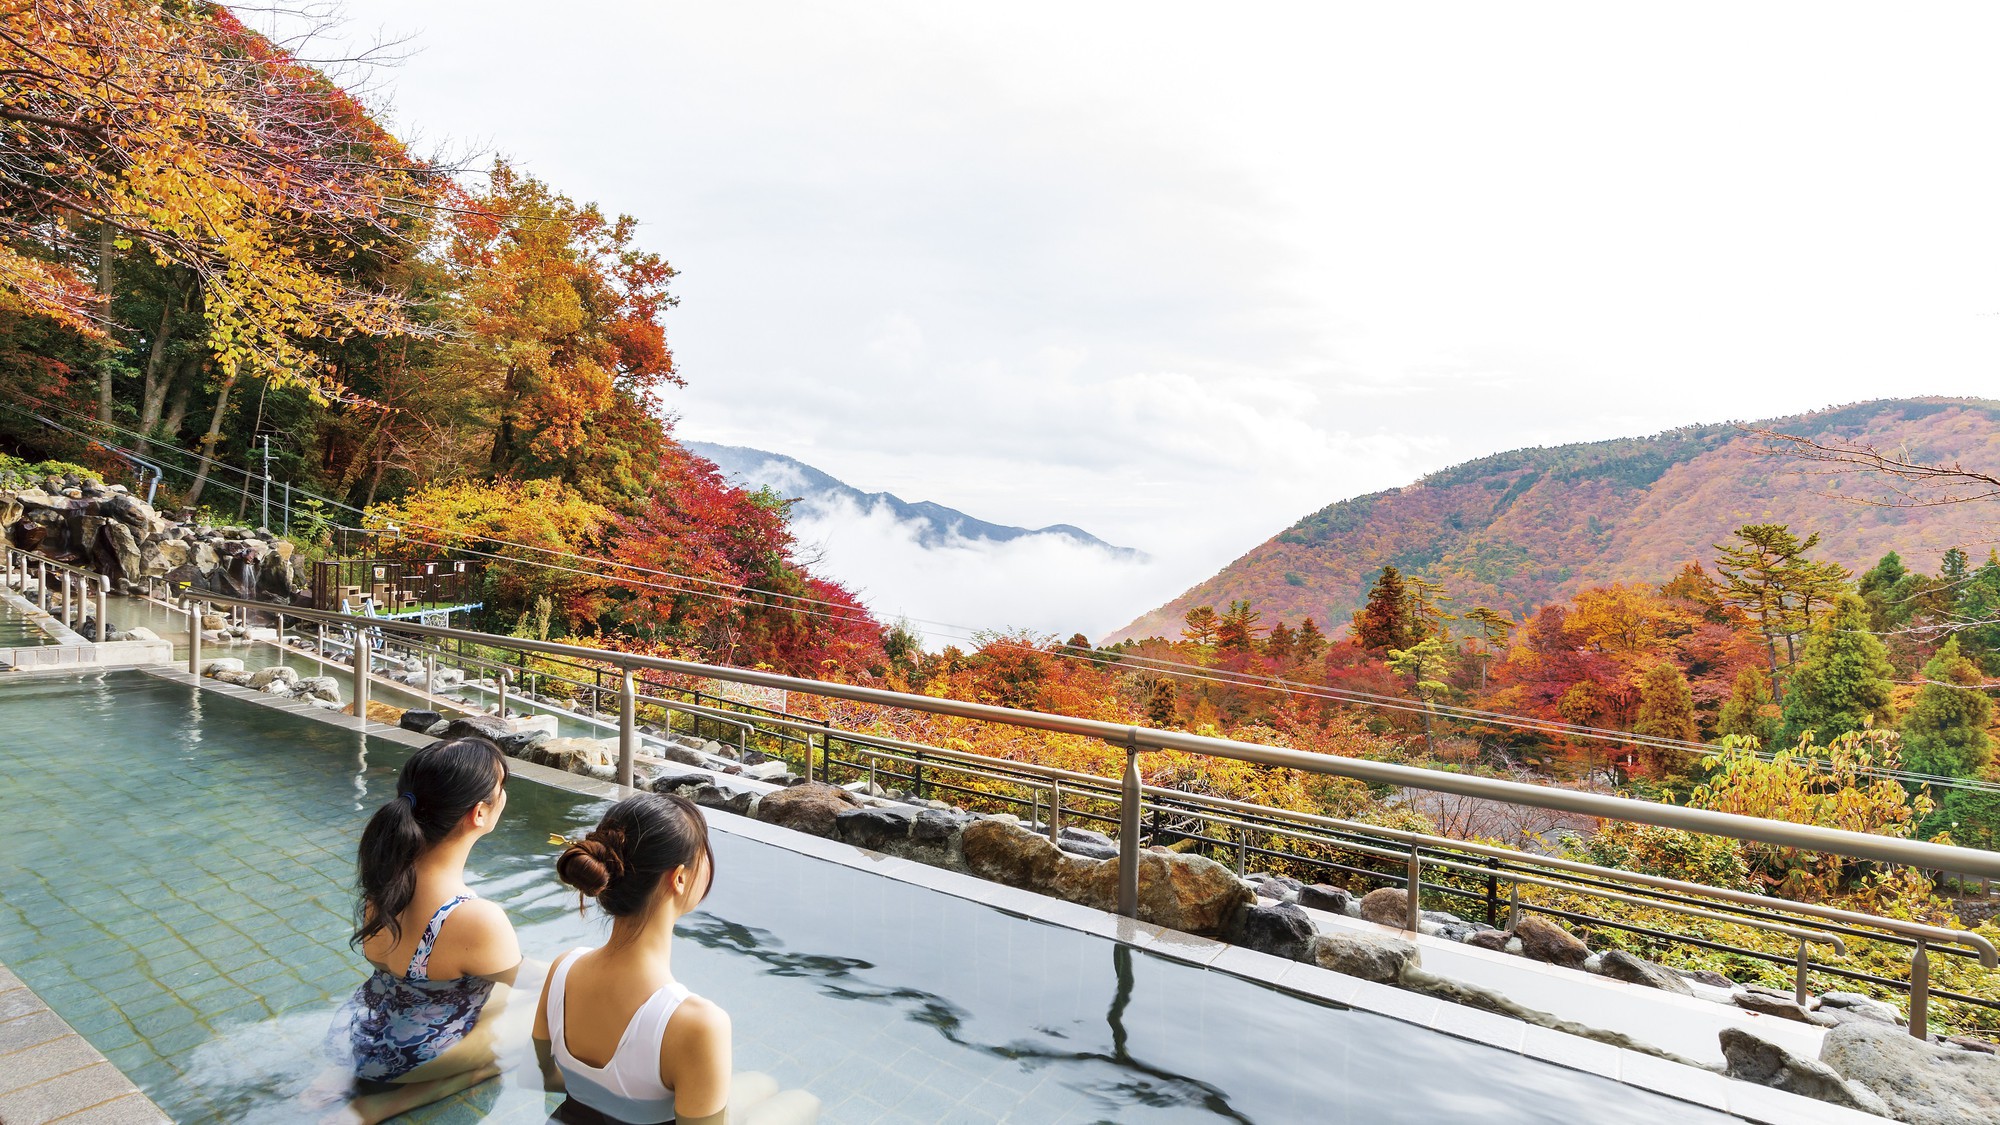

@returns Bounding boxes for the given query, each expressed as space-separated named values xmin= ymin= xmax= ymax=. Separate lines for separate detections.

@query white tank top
xmin=548 ymin=948 xmax=694 ymax=1125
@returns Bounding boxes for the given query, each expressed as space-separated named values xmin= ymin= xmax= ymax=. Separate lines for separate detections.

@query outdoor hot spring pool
xmin=0 ymin=670 xmax=1744 ymax=1123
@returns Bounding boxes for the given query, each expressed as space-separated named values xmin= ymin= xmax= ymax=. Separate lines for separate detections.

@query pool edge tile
xmin=0 ymin=957 xmax=171 ymax=1124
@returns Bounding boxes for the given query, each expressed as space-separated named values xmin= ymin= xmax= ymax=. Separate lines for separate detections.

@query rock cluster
xmin=199 ymin=658 xmax=343 ymax=707
xmin=0 ymin=470 xmax=307 ymax=601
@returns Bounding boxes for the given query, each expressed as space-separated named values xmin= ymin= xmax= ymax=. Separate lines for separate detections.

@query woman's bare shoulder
xmin=666 ymin=993 xmax=731 ymax=1041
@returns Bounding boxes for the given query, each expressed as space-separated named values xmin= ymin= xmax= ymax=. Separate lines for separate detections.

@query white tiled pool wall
xmin=108 ymin=664 xmax=1884 ymax=1125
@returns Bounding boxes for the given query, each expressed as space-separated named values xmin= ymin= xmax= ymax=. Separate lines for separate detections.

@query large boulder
xmin=1055 ymin=825 xmax=1119 ymax=861
xmin=962 ymin=819 xmax=1079 ymax=890
xmin=295 ymin=676 xmax=342 ymax=704
xmin=693 ymin=783 xmax=757 ymax=818
xmin=1226 ymin=901 xmax=1316 ymax=961
xmin=754 ymin=781 xmax=862 ymax=837
xmin=1513 ymin=915 xmax=1589 ymax=968
xmin=527 ymin=737 xmax=609 ymax=772
xmin=1296 ymin=884 xmax=1352 ymax=914
xmin=1817 ymin=991 xmax=1902 ymax=1028
xmin=1595 ymin=950 xmax=1694 ymax=995
xmin=1733 ymin=987 xmax=1827 ymax=1025
xmin=1309 ymin=931 xmax=1419 ymax=983
xmin=101 ymin=521 xmax=141 ymax=586
xmin=98 ymin=492 xmax=155 ymax=530
xmin=1358 ymin=887 xmax=1412 ymax=928
xmin=649 ymin=772 xmax=712 ymax=796
xmin=492 ymin=728 xmax=553 ymax=758
xmin=961 ymin=819 xmax=1253 ymax=935
xmin=201 ymin=657 xmax=245 ymax=676
xmin=438 ymin=716 xmax=511 ymax=745
xmin=399 ymin=709 xmax=444 ymax=733
xmin=1820 ymin=1019 xmax=2000 ymax=1125
xmin=142 ymin=538 xmax=189 ymax=576
xmin=1718 ymin=1028 xmax=1888 ymax=1114
xmin=833 ymin=807 xmax=915 ymax=850
xmin=246 ymin=666 xmax=297 ymax=691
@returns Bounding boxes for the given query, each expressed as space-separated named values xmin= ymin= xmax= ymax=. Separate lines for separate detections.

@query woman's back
xmin=361 ymin=886 xmax=512 ymax=982
xmin=546 ymin=948 xmax=704 ymax=1124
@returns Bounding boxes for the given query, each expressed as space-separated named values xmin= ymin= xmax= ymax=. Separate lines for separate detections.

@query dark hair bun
xmin=557 ymin=827 xmax=627 ymax=897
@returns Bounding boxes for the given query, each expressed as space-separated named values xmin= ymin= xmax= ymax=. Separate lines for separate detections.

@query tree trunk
xmin=134 ymin=288 xmax=180 ymax=451
xmin=159 ymin=356 xmax=198 ymax=442
xmin=96 ymin=223 xmax=117 ymax=423
xmin=235 ymin=376 xmax=271 ymax=521
xmin=182 ymin=371 xmax=238 ymax=510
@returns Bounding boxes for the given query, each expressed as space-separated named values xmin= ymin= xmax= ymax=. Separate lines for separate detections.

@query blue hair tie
xmin=398 ymin=791 xmax=416 ymax=804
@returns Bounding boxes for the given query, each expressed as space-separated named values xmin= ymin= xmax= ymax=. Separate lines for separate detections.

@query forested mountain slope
xmin=1110 ymin=398 xmax=2000 ymax=641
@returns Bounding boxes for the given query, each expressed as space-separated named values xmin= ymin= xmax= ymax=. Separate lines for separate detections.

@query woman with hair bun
xmin=321 ymin=736 xmax=522 ymax=1124
xmin=537 ymin=793 xmax=817 ymax=1125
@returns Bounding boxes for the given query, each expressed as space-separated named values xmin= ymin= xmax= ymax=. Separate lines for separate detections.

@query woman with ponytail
xmin=322 ymin=736 xmax=522 ymax=1123
xmin=536 ymin=794 xmax=818 ymax=1124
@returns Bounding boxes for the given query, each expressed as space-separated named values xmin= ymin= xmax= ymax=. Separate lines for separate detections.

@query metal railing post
xmin=1049 ymin=779 xmax=1062 ymax=844
xmin=352 ymin=624 xmax=370 ymax=719
xmin=496 ymin=670 xmax=508 ymax=718
xmin=95 ymin=578 xmax=107 ymax=641
xmin=1910 ymin=940 xmax=1929 ymax=1039
xmin=1235 ymin=828 xmax=1248 ymax=876
xmin=1506 ymin=881 xmax=1523 ymax=930
xmin=1794 ymin=937 xmax=1811 ymax=1007
xmin=1406 ymin=846 xmax=1423 ymax=931
xmin=618 ymin=668 xmax=637 ymax=789
xmin=186 ymin=602 xmax=202 ymax=675
xmin=426 ymin=652 xmax=437 ymax=696
xmin=35 ymin=560 xmax=47 ymax=610
xmin=1486 ymin=856 xmax=1501 ymax=929
xmin=61 ymin=570 xmax=73 ymax=629
xmin=1118 ymin=735 xmax=1142 ymax=918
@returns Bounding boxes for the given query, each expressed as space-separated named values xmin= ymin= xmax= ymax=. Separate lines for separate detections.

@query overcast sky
xmin=292 ymin=2 xmax=2000 ymax=639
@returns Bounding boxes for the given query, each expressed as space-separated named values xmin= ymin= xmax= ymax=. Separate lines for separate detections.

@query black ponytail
xmin=351 ymin=737 xmax=509 ymax=948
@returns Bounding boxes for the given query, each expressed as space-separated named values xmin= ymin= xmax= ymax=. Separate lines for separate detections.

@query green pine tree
xmin=1716 ymin=666 xmax=1780 ymax=746
xmin=1779 ymin=593 xmax=1896 ymax=745
xmin=1901 ymin=636 xmax=1993 ymax=779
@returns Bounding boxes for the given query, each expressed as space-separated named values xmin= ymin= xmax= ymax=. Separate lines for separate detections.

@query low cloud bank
xmin=788 ymin=493 xmax=1180 ymax=649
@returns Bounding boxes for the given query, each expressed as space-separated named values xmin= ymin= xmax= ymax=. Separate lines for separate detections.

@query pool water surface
xmin=0 ymin=670 xmax=1746 ymax=1123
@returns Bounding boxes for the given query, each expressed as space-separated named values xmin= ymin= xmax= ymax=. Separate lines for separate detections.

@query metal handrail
xmin=177 ymin=590 xmax=2000 ymax=1034
xmin=4 ymin=547 xmax=109 ymax=641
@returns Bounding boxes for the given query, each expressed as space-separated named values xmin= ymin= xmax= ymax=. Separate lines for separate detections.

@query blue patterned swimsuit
xmin=328 ymin=895 xmax=496 ymax=1080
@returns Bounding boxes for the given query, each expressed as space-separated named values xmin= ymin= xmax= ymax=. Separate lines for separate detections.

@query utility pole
xmin=260 ymin=434 xmax=271 ymax=530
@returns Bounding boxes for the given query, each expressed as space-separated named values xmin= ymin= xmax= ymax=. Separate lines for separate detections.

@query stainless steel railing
xmin=3 ymin=547 xmax=109 ymax=641
xmin=176 ymin=589 xmax=2000 ymax=1035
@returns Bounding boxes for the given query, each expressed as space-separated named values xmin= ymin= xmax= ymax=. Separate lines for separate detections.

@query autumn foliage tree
xmin=443 ymin=163 xmax=679 ymax=507
xmin=0 ymin=1 xmax=430 ymax=380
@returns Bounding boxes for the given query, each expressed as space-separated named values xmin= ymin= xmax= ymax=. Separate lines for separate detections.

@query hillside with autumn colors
xmin=1111 ymin=398 xmax=2000 ymax=644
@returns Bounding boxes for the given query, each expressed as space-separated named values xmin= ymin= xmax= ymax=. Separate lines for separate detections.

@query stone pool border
xmin=113 ymin=664 xmax=1873 ymax=1125
xmin=0 ymin=588 xmax=173 ymax=672
xmin=0 ymin=960 xmax=172 ymax=1125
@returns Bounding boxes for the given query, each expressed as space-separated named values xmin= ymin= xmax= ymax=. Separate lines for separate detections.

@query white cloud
xmin=786 ymin=492 xmax=1176 ymax=648
xmin=286 ymin=1 xmax=2000 ymax=631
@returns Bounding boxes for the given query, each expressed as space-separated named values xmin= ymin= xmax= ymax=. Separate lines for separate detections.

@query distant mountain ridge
xmin=1108 ymin=397 xmax=2000 ymax=643
xmin=686 ymin=441 xmax=1144 ymax=559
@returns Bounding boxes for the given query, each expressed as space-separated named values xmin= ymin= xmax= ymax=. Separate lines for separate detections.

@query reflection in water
xmin=678 ymin=914 xmax=1254 ymax=1122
